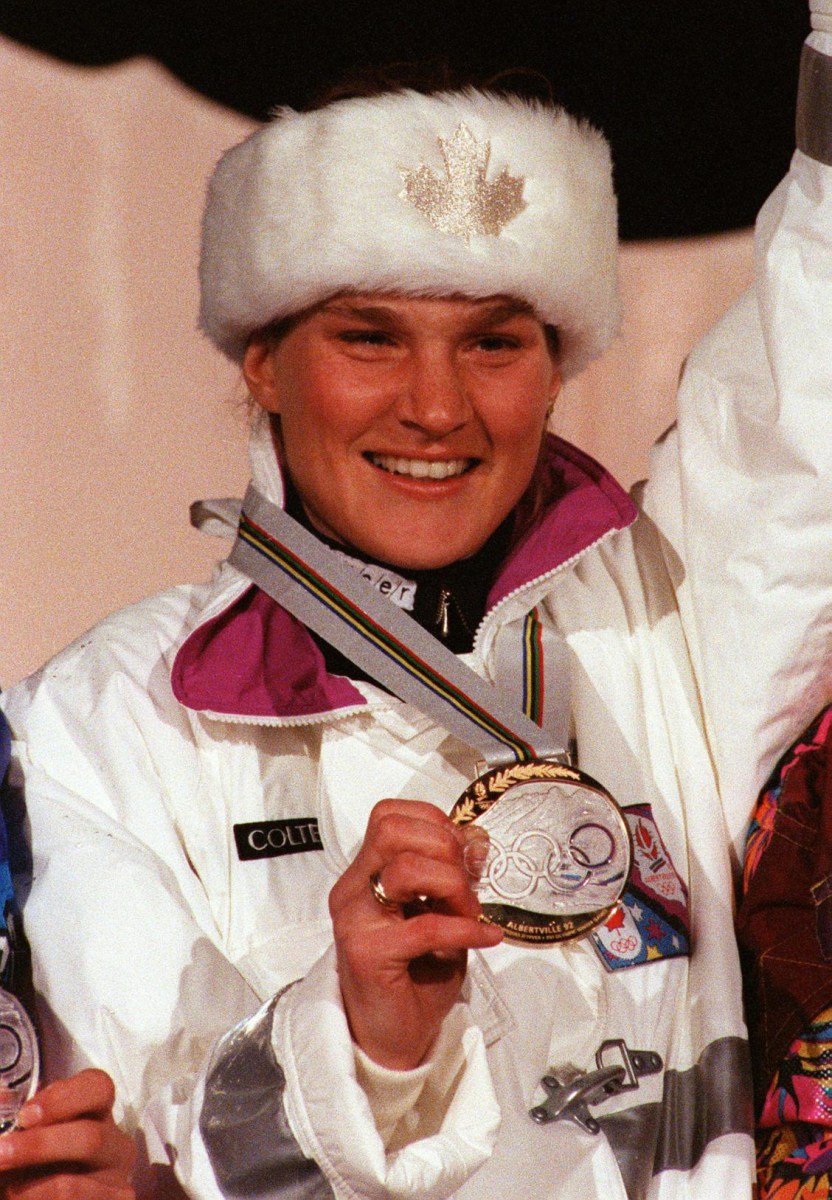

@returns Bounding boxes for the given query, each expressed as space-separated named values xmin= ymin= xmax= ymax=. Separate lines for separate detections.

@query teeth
xmin=370 ymin=454 xmax=471 ymax=479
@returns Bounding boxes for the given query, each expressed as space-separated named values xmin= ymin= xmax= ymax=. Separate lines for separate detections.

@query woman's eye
xmin=338 ymin=330 xmax=394 ymax=347
xmin=475 ymin=335 xmax=520 ymax=352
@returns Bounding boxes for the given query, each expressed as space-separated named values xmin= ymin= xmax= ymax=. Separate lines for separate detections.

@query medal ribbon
xmin=522 ymin=608 xmax=544 ymax=726
xmin=230 ymin=485 xmax=568 ymax=768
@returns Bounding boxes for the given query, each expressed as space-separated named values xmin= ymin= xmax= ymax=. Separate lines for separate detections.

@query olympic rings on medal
xmin=475 ymin=823 xmax=619 ymax=903
xmin=567 ymin=822 xmax=616 ymax=869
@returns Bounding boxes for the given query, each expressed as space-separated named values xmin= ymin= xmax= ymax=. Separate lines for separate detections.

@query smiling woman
xmin=2 ymin=25 xmax=832 ymax=1200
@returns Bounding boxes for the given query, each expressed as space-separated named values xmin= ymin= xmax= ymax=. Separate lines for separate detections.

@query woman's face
xmin=243 ymin=293 xmax=561 ymax=569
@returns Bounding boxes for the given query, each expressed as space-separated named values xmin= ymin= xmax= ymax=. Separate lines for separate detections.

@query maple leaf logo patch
xmin=399 ymin=123 xmax=527 ymax=243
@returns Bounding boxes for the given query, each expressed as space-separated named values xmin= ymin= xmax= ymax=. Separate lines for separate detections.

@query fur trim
xmin=199 ymin=89 xmax=619 ymax=379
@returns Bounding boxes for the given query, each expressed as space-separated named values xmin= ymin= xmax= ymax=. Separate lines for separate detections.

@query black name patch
xmin=234 ymin=819 xmax=323 ymax=861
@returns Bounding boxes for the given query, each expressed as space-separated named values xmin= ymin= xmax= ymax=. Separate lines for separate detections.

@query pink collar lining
xmin=172 ymin=436 xmax=637 ymax=720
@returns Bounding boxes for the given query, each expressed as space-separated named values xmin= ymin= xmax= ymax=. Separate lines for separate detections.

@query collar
xmin=171 ymin=433 xmax=637 ymax=722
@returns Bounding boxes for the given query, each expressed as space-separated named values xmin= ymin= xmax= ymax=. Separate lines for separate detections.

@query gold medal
xmin=450 ymin=760 xmax=632 ymax=945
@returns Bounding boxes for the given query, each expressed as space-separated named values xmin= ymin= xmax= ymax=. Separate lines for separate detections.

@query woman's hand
xmin=329 ymin=799 xmax=503 ymax=1071
xmin=0 ymin=1069 xmax=135 ymax=1199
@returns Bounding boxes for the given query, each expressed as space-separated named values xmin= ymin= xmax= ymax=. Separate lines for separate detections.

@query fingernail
xmin=17 ymin=1102 xmax=43 ymax=1128
xmin=462 ymin=827 xmax=491 ymax=882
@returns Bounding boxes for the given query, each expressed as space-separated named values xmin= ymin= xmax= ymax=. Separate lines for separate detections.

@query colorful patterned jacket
xmin=739 ymin=704 xmax=832 ymax=1199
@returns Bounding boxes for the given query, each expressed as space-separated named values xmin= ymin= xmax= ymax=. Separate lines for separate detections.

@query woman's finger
xmin=364 ymin=798 xmax=453 ymax=832
xmin=364 ymin=807 xmax=465 ymax=871
xmin=331 ymin=801 xmax=468 ymax=910
xmin=338 ymin=910 xmax=501 ymax=974
xmin=18 ymin=1071 xmax=116 ymax=1129
xmin=0 ymin=1119 xmax=135 ymax=1176
xmin=366 ymin=852 xmax=482 ymax=918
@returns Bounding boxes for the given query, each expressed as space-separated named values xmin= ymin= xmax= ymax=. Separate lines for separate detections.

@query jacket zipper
xmin=471 ymin=524 xmax=625 ymax=659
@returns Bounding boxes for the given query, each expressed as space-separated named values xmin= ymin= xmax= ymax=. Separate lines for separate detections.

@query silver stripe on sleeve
xmin=598 ymin=1036 xmax=754 ymax=1200
xmin=199 ymin=996 xmax=334 ymax=1200
xmin=199 ymin=994 xmax=750 ymax=1198
xmin=797 ymin=43 xmax=832 ymax=165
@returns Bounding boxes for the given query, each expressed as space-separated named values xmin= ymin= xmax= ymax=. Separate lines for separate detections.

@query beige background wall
xmin=0 ymin=37 xmax=755 ymax=686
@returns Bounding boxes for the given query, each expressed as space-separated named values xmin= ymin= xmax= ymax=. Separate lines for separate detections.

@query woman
xmin=2 ymin=6 xmax=831 ymax=1198
xmin=0 ymin=714 xmax=135 ymax=1199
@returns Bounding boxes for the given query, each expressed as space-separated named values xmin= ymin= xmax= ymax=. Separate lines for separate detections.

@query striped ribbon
xmin=522 ymin=607 xmax=544 ymax=726
xmin=229 ymin=485 xmax=567 ymax=768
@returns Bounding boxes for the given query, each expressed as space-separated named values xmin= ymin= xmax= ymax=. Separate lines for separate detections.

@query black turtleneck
xmin=282 ymin=473 xmax=513 ymax=684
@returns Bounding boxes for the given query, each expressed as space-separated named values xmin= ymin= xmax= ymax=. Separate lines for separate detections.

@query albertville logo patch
xmin=591 ymin=803 xmax=691 ymax=971
xmin=234 ymin=819 xmax=323 ymax=862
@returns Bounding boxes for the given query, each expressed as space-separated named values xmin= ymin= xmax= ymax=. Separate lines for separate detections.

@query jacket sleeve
xmin=641 ymin=29 xmax=832 ymax=852
xmin=1 ymin=680 xmax=258 ymax=1140
xmin=141 ymin=950 xmax=500 ymax=1200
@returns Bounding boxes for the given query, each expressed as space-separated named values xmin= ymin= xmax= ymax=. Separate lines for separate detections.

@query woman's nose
xmin=396 ymin=352 xmax=470 ymax=435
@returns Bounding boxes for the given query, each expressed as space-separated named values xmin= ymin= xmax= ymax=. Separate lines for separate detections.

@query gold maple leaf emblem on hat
xmin=399 ymin=122 xmax=527 ymax=243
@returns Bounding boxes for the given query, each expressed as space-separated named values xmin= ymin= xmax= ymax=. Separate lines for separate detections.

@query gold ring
xmin=369 ymin=870 xmax=399 ymax=911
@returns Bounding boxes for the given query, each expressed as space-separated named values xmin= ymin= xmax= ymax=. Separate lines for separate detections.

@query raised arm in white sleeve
xmin=642 ymin=22 xmax=832 ymax=852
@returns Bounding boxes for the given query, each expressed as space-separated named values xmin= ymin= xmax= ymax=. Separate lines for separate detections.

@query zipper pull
xmin=435 ymin=589 xmax=451 ymax=640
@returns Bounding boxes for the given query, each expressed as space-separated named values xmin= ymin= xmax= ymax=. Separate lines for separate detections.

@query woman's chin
xmin=348 ymin=535 xmax=482 ymax=571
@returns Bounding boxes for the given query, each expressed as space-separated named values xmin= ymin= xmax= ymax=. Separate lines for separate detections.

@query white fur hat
xmin=199 ymin=88 xmax=619 ymax=379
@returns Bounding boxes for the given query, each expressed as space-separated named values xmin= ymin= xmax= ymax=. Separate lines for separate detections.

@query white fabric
xmin=352 ymin=1009 xmax=486 ymax=1152
xmin=353 ymin=1047 xmax=434 ymax=1149
xmin=2 ymin=35 xmax=832 ymax=1200
xmin=813 ymin=2 xmax=832 ymax=33
xmin=276 ymin=948 xmax=501 ymax=1200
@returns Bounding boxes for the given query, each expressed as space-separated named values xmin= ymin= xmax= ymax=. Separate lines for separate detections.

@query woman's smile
xmin=365 ymin=453 xmax=476 ymax=480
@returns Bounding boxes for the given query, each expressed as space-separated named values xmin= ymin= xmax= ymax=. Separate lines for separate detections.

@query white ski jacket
xmin=3 ymin=29 xmax=832 ymax=1200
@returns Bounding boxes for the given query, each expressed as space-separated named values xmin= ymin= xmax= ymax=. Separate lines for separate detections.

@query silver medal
xmin=0 ymin=990 xmax=39 ymax=1133
xmin=450 ymin=760 xmax=632 ymax=944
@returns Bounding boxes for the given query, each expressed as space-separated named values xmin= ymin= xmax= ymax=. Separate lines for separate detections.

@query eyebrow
xmin=473 ymin=301 xmax=537 ymax=327
xmin=321 ymin=302 xmax=401 ymax=325
xmin=320 ymin=299 xmax=537 ymax=326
